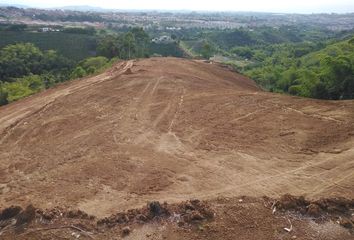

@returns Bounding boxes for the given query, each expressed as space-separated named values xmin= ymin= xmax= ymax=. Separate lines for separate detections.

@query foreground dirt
xmin=0 ymin=195 xmax=353 ymax=239
xmin=0 ymin=57 xmax=353 ymax=239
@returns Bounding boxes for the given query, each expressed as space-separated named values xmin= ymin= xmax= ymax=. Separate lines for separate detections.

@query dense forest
xmin=0 ymin=43 xmax=115 ymax=105
xmin=244 ymin=38 xmax=354 ymax=99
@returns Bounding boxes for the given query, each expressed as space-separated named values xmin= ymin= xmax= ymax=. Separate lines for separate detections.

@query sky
xmin=2 ymin=0 xmax=354 ymax=13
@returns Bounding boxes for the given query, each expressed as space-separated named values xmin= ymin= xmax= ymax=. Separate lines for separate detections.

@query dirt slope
xmin=0 ymin=57 xmax=353 ymax=221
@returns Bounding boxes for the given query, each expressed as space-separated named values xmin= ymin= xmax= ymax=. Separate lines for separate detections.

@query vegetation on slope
xmin=244 ymin=38 xmax=354 ymax=99
xmin=0 ymin=43 xmax=116 ymax=105
xmin=0 ymin=31 xmax=97 ymax=61
xmin=178 ymin=26 xmax=354 ymax=100
xmin=0 ymin=27 xmax=154 ymax=106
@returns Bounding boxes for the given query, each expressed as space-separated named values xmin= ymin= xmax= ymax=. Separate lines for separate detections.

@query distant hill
xmin=0 ymin=3 xmax=29 ymax=8
xmin=0 ymin=3 xmax=110 ymax=12
xmin=55 ymin=5 xmax=109 ymax=12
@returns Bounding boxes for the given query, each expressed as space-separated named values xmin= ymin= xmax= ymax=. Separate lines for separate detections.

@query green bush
xmin=2 ymin=75 xmax=44 ymax=102
xmin=79 ymin=56 xmax=109 ymax=71
xmin=70 ymin=67 xmax=87 ymax=79
xmin=0 ymin=86 xmax=8 ymax=106
xmin=288 ymin=85 xmax=302 ymax=96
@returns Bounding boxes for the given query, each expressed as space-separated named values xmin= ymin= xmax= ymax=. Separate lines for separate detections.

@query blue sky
xmin=2 ymin=0 xmax=354 ymax=13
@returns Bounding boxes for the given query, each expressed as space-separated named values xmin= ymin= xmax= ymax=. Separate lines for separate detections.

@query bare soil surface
xmin=0 ymin=195 xmax=353 ymax=239
xmin=0 ymin=57 xmax=353 ymax=239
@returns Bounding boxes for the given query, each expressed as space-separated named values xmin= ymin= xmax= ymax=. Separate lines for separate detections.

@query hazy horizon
xmin=1 ymin=0 xmax=354 ymax=13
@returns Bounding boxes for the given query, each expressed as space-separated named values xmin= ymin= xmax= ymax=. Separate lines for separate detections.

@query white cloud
xmin=2 ymin=0 xmax=354 ymax=13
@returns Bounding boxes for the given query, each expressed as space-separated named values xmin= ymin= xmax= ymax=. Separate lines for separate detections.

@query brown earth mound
xmin=0 ymin=57 xmax=354 ymax=239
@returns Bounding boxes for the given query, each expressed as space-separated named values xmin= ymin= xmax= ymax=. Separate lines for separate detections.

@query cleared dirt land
xmin=0 ymin=57 xmax=353 ymax=239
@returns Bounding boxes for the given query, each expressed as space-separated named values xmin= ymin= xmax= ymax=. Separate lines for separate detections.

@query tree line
xmin=97 ymin=28 xmax=150 ymax=59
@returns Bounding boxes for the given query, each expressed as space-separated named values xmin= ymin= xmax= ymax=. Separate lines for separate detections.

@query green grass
xmin=0 ymin=31 xmax=97 ymax=61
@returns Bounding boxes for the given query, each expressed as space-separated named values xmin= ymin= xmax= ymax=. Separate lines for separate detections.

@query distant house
xmin=151 ymin=35 xmax=175 ymax=44
xmin=166 ymin=27 xmax=181 ymax=30
xmin=39 ymin=27 xmax=50 ymax=32
xmin=38 ymin=27 xmax=60 ymax=32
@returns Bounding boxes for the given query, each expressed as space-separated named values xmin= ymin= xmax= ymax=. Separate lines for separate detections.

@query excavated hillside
xmin=0 ymin=57 xmax=353 ymax=239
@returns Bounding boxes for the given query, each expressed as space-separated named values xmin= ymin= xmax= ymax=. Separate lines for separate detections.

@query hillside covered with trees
xmin=179 ymin=27 xmax=354 ymax=100
xmin=244 ymin=37 xmax=354 ymax=99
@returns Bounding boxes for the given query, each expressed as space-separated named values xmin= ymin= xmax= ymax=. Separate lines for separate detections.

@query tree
xmin=2 ymin=75 xmax=44 ymax=102
xmin=311 ymin=81 xmax=329 ymax=99
xmin=201 ymin=42 xmax=213 ymax=59
xmin=79 ymin=57 xmax=109 ymax=71
xmin=0 ymin=43 xmax=43 ymax=80
xmin=70 ymin=67 xmax=87 ymax=79
xmin=41 ymin=73 xmax=56 ymax=89
xmin=0 ymin=84 xmax=8 ymax=106
xmin=122 ymin=32 xmax=136 ymax=59
xmin=97 ymin=35 xmax=119 ymax=59
xmin=131 ymin=27 xmax=150 ymax=58
xmin=320 ymin=55 xmax=354 ymax=99
xmin=277 ymin=67 xmax=298 ymax=92
xmin=231 ymin=46 xmax=254 ymax=59
xmin=97 ymin=28 xmax=150 ymax=59
xmin=6 ymin=24 xmax=27 ymax=31
xmin=41 ymin=50 xmax=73 ymax=73
xmin=74 ymin=56 xmax=109 ymax=75
xmin=0 ymin=43 xmax=72 ymax=82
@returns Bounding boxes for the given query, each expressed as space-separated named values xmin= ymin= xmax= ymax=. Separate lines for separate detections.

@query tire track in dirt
xmin=185 ymin=147 xmax=354 ymax=200
xmin=0 ymin=57 xmax=353 ymax=214
xmin=309 ymin=170 xmax=354 ymax=197
xmin=284 ymin=106 xmax=344 ymax=123
xmin=168 ymin=88 xmax=186 ymax=133
xmin=150 ymin=76 xmax=162 ymax=96
xmin=152 ymin=103 xmax=171 ymax=128
xmin=230 ymin=107 xmax=270 ymax=123
xmin=0 ymin=99 xmax=57 ymax=144
xmin=0 ymin=61 xmax=133 ymax=136
xmin=116 ymin=74 xmax=167 ymax=146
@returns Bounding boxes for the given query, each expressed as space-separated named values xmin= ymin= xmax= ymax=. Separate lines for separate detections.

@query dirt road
xmin=0 ymin=57 xmax=353 ymax=219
